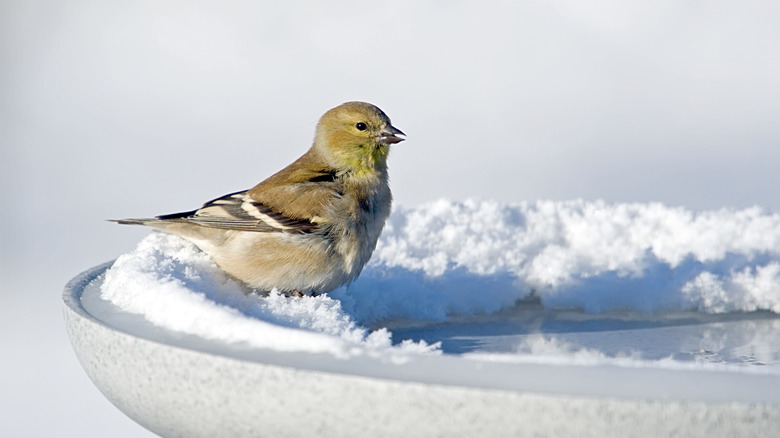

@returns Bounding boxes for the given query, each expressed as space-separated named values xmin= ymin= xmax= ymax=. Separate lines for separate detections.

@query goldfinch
xmin=114 ymin=101 xmax=405 ymax=296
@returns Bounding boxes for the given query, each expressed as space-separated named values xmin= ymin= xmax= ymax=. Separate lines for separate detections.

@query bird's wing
xmin=246 ymin=159 xmax=345 ymax=222
xmin=154 ymin=150 xmax=345 ymax=234
xmin=156 ymin=190 xmax=320 ymax=234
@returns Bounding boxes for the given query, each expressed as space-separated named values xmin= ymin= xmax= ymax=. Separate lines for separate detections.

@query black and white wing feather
xmin=155 ymin=191 xmax=319 ymax=234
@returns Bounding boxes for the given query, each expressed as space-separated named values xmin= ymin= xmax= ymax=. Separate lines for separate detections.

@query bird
xmin=113 ymin=101 xmax=405 ymax=296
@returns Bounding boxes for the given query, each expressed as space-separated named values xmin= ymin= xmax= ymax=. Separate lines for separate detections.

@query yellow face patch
xmin=317 ymin=102 xmax=397 ymax=177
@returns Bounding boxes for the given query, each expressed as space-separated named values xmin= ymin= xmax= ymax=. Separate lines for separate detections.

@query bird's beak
xmin=378 ymin=125 xmax=406 ymax=145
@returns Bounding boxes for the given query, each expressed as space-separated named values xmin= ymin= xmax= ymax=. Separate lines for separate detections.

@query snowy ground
xmin=97 ymin=199 xmax=780 ymax=378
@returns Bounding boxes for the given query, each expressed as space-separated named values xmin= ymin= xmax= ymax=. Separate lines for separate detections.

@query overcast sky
xmin=2 ymin=1 xmax=780 ymax=436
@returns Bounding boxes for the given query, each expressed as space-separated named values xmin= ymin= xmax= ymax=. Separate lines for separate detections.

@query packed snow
xmin=100 ymin=199 xmax=780 ymax=368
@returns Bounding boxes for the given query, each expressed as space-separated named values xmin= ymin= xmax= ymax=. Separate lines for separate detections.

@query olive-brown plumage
xmin=114 ymin=102 xmax=405 ymax=295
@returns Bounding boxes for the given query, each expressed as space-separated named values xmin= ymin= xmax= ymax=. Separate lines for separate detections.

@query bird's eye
xmin=355 ymin=122 xmax=367 ymax=131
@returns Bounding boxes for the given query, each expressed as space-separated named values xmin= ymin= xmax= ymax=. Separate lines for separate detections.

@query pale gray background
xmin=2 ymin=1 xmax=779 ymax=436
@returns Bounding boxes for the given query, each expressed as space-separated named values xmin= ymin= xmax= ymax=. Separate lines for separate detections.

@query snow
xmin=99 ymin=199 xmax=780 ymax=373
xmin=99 ymin=233 xmax=437 ymax=359
xmin=6 ymin=1 xmax=780 ymax=435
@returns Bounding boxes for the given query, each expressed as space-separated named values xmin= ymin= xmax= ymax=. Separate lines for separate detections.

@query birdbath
xmin=64 ymin=262 xmax=780 ymax=437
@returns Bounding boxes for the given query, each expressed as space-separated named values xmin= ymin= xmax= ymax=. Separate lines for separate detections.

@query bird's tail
xmin=109 ymin=216 xmax=224 ymax=243
xmin=109 ymin=218 xmax=160 ymax=226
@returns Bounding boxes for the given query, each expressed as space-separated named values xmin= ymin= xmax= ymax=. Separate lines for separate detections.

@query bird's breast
xmin=330 ymin=181 xmax=392 ymax=277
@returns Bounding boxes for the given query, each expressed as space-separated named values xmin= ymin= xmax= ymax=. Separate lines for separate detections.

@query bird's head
xmin=314 ymin=102 xmax=405 ymax=177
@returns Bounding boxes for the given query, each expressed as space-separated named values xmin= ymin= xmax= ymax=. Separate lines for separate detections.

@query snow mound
xmin=337 ymin=199 xmax=780 ymax=321
xmin=100 ymin=232 xmax=438 ymax=358
xmin=101 ymin=199 xmax=780 ymax=353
